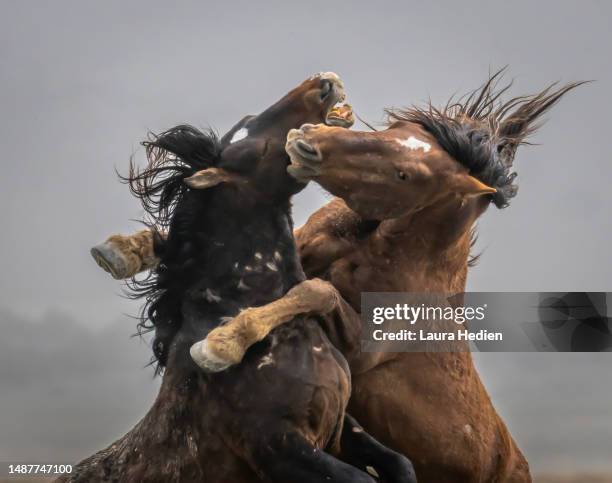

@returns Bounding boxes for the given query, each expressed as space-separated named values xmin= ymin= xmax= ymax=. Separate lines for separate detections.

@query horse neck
xmin=170 ymin=192 xmax=304 ymax=333
xmin=368 ymin=196 xmax=489 ymax=293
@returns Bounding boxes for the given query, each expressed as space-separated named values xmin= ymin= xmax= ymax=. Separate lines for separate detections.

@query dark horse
xmin=187 ymin=72 xmax=584 ymax=482
xmin=61 ymin=73 xmax=415 ymax=483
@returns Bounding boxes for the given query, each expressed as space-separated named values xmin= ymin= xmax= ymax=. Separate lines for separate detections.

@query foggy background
xmin=0 ymin=0 xmax=610 ymax=477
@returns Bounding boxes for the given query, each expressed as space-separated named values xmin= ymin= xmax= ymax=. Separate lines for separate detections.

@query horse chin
xmin=287 ymin=164 xmax=319 ymax=183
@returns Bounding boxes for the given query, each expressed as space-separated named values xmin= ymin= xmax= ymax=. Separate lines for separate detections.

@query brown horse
xmin=68 ymin=73 xmax=415 ymax=483
xmin=185 ymin=74 xmax=584 ymax=482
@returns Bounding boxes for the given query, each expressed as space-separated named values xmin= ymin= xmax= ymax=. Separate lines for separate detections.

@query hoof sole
xmin=90 ymin=243 xmax=129 ymax=280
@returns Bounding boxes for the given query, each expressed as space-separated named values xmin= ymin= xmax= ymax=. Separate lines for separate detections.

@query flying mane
xmin=121 ymin=125 xmax=222 ymax=372
xmin=386 ymin=69 xmax=586 ymax=208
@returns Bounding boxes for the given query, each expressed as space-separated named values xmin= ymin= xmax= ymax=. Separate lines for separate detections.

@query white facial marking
xmin=257 ymin=353 xmax=275 ymax=370
xmin=313 ymin=346 xmax=323 ymax=352
xmin=230 ymin=127 xmax=248 ymax=144
xmin=396 ymin=136 xmax=431 ymax=152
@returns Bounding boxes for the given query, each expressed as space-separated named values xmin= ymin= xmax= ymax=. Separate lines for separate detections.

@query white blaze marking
xmin=230 ymin=128 xmax=248 ymax=144
xmin=396 ymin=136 xmax=431 ymax=152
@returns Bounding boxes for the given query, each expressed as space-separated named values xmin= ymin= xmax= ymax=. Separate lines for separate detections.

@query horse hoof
xmin=90 ymin=242 xmax=129 ymax=280
xmin=190 ymin=340 xmax=233 ymax=373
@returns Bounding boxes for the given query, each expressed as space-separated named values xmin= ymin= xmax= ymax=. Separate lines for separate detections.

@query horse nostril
xmin=320 ymin=80 xmax=332 ymax=100
xmin=296 ymin=139 xmax=318 ymax=156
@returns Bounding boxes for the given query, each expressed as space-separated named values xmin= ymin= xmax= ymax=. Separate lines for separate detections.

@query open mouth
xmin=286 ymin=73 xmax=353 ymax=181
xmin=318 ymin=73 xmax=354 ymax=128
xmin=325 ymin=102 xmax=354 ymax=128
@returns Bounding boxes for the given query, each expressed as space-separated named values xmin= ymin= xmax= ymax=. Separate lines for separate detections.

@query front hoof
xmin=190 ymin=339 xmax=233 ymax=373
xmin=90 ymin=242 xmax=129 ymax=280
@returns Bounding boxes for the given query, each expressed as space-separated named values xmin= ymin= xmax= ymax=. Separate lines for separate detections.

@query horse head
xmin=287 ymin=71 xmax=584 ymax=241
xmin=183 ymin=72 xmax=353 ymax=204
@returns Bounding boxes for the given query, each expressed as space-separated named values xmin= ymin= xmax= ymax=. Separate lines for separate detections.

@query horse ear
xmin=452 ymin=174 xmax=497 ymax=198
xmin=184 ymin=168 xmax=234 ymax=189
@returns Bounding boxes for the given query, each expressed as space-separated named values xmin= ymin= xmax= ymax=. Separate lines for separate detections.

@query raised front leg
xmin=190 ymin=278 xmax=357 ymax=372
xmin=90 ymin=229 xmax=162 ymax=279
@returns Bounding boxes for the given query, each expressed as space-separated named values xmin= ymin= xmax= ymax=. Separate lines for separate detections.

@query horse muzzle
xmin=286 ymin=125 xmax=325 ymax=181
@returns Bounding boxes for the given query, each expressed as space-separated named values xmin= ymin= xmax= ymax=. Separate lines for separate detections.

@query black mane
xmin=387 ymin=69 xmax=586 ymax=208
xmin=122 ymin=125 xmax=222 ymax=372
xmin=125 ymin=125 xmax=222 ymax=228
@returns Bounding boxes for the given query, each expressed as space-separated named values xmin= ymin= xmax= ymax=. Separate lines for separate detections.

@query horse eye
xmin=396 ymin=171 xmax=407 ymax=181
xmin=320 ymin=80 xmax=332 ymax=100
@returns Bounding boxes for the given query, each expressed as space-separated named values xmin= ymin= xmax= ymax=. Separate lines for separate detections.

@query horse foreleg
xmin=190 ymin=278 xmax=352 ymax=372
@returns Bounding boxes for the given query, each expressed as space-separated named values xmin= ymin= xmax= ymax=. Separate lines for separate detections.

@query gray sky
xmin=0 ymin=0 xmax=611 ymax=475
